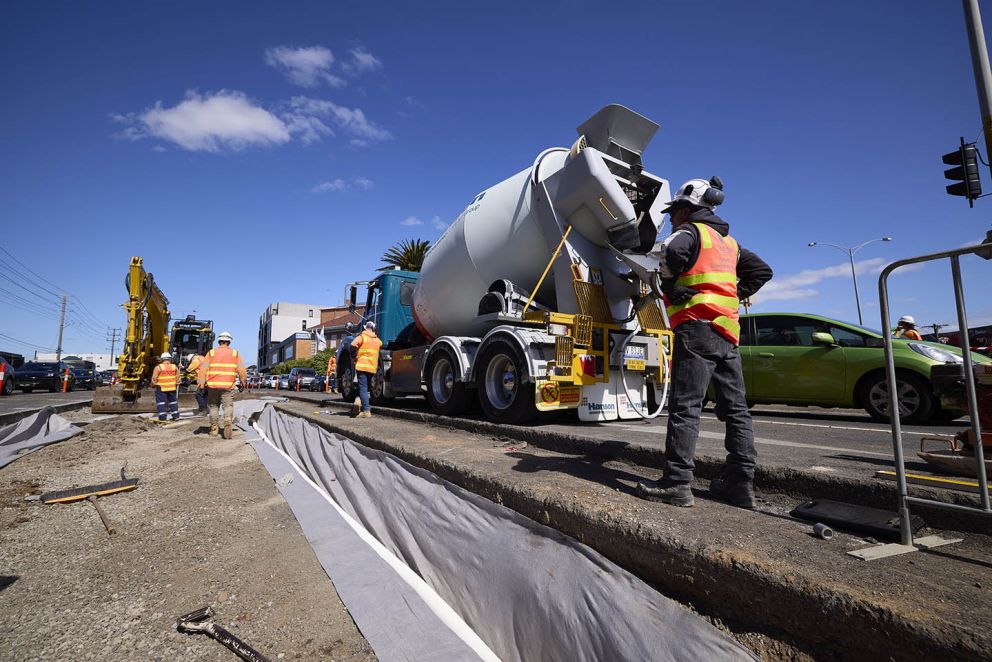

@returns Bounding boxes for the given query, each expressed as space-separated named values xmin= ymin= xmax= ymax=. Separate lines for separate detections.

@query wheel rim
xmin=484 ymin=353 xmax=517 ymax=410
xmin=431 ymin=357 xmax=455 ymax=405
xmin=868 ymin=379 xmax=921 ymax=418
xmin=372 ymin=370 xmax=384 ymax=398
xmin=342 ymin=367 xmax=354 ymax=393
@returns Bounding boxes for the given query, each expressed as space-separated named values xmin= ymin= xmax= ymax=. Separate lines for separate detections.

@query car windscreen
xmin=22 ymin=362 xmax=58 ymax=370
xmin=298 ymin=369 xmax=317 ymax=376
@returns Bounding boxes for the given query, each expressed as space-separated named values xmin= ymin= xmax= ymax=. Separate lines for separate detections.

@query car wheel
xmin=2 ymin=379 xmax=12 ymax=395
xmin=425 ymin=348 xmax=472 ymax=416
xmin=861 ymin=372 xmax=934 ymax=423
xmin=22 ymin=387 xmax=32 ymax=393
xmin=475 ymin=339 xmax=536 ymax=425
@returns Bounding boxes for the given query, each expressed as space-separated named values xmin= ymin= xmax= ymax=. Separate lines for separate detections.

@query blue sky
xmin=2 ymin=0 xmax=991 ymax=362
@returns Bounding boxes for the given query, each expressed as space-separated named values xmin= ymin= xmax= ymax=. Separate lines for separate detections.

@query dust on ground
xmin=0 ymin=413 xmax=374 ymax=661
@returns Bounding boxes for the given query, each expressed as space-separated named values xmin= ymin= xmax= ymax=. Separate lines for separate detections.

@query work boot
xmin=636 ymin=478 xmax=694 ymax=507
xmin=209 ymin=424 xmax=219 ymax=437
xmin=358 ymin=411 xmax=372 ymax=419
xmin=223 ymin=421 xmax=233 ymax=439
xmin=351 ymin=397 xmax=361 ymax=417
xmin=709 ymin=474 xmax=756 ymax=509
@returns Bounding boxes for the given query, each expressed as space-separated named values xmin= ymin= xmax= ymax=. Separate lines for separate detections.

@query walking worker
xmin=198 ymin=331 xmax=247 ymax=439
xmin=326 ymin=353 xmax=337 ymax=393
xmin=350 ymin=321 xmax=382 ymax=418
xmin=893 ymin=315 xmax=923 ymax=341
xmin=186 ymin=352 xmax=209 ymax=415
xmin=151 ymin=352 xmax=180 ymax=422
xmin=637 ymin=177 xmax=772 ymax=509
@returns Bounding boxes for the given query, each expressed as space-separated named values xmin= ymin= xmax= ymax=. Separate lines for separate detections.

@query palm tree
xmin=379 ymin=239 xmax=431 ymax=272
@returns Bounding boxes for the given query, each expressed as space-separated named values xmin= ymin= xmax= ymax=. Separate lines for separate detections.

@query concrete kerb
xmin=272 ymin=401 xmax=984 ymax=661
xmin=0 ymin=398 xmax=93 ymax=427
xmin=280 ymin=392 xmax=990 ymax=535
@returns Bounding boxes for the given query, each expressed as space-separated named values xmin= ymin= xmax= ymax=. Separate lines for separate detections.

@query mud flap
xmin=616 ymin=372 xmax=648 ymax=420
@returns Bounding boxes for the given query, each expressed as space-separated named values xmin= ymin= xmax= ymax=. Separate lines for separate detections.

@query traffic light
xmin=943 ymin=138 xmax=982 ymax=206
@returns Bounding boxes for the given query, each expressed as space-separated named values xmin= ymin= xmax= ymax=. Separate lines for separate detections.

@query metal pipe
xmin=906 ymin=495 xmax=992 ymax=516
xmin=950 ymin=255 xmax=991 ymax=511
xmin=963 ymin=0 xmax=992 ymax=176
xmin=878 ymin=265 xmax=914 ymax=546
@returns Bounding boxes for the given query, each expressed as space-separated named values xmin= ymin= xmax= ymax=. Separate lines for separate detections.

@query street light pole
xmin=808 ymin=237 xmax=893 ymax=325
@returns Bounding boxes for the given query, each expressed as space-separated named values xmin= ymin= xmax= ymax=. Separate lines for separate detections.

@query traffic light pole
xmin=964 ymin=0 xmax=992 ymax=177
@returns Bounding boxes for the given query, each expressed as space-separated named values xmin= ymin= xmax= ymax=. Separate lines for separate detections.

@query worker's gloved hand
xmin=666 ymin=284 xmax=699 ymax=305
xmin=237 ymin=383 xmax=245 ymax=393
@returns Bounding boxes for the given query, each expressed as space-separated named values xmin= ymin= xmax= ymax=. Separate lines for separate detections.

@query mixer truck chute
xmin=346 ymin=104 xmax=677 ymax=424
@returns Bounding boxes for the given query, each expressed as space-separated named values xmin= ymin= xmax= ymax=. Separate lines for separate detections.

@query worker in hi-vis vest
xmin=350 ymin=321 xmax=382 ymax=418
xmin=186 ymin=352 xmax=209 ymax=415
xmin=198 ymin=331 xmax=247 ymax=439
xmin=326 ymin=353 xmax=337 ymax=392
xmin=636 ymin=177 xmax=772 ymax=510
xmin=893 ymin=315 xmax=923 ymax=341
xmin=151 ymin=352 xmax=180 ymax=422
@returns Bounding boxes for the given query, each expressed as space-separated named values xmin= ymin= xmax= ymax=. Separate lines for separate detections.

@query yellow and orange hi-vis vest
xmin=351 ymin=330 xmax=382 ymax=373
xmin=664 ymin=222 xmax=741 ymax=345
xmin=187 ymin=354 xmax=205 ymax=379
xmin=156 ymin=363 xmax=178 ymax=392
xmin=327 ymin=355 xmax=337 ymax=374
xmin=206 ymin=347 xmax=240 ymax=389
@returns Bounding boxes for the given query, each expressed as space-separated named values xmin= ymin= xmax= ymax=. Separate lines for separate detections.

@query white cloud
xmin=341 ymin=47 xmax=383 ymax=76
xmin=311 ymin=179 xmax=347 ymax=193
xmin=285 ymin=96 xmax=391 ymax=143
xmin=265 ymin=46 xmax=345 ymax=88
xmin=401 ymin=216 xmax=423 ymax=226
xmin=752 ymin=257 xmax=885 ymax=304
xmin=310 ymin=176 xmax=374 ymax=193
xmin=115 ymin=90 xmax=291 ymax=152
xmin=430 ymin=215 xmax=447 ymax=230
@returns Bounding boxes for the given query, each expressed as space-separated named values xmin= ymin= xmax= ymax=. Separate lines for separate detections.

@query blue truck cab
xmin=338 ymin=270 xmax=420 ymax=402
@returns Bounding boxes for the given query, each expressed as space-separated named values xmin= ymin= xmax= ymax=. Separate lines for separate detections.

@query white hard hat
xmin=160 ymin=352 xmax=172 ymax=360
xmin=218 ymin=331 xmax=233 ymax=342
xmin=662 ymin=176 xmax=725 ymax=213
xmin=898 ymin=315 xmax=916 ymax=326
xmin=365 ymin=321 xmax=376 ymax=330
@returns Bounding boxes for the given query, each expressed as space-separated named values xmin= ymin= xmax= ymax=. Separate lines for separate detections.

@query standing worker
xmin=636 ymin=177 xmax=772 ymax=509
xmin=186 ymin=352 xmax=209 ymax=416
xmin=350 ymin=321 xmax=382 ymax=418
xmin=198 ymin=331 xmax=247 ymax=438
xmin=893 ymin=315 xmax=923 ymax=341
xmin=326 ymin=352 xmax=337 ymax=393
xmin=151 ymin=352 xmax=180 ymax=422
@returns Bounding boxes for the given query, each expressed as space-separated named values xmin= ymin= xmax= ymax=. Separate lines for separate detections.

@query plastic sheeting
xmin=252 ymin=405 xmax=756 ymax=662
xmin=0 ymin=407 xmax=83 ymax=469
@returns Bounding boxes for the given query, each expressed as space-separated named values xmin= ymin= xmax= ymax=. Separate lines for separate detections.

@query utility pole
xmin=55 ymin=294 xmax=67 ymax=363
xmin=106 ymin=327 xmax=120 ymax=366
xmin=963 ymin=0 xmax=992 ymax=178
xmin=928 ymin=323 xmax=949 ymax=338
xmin=808 ymin=237 xmax=893 ymax=325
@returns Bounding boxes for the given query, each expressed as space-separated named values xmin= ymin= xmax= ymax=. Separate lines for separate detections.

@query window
xmin=302 ymin=320 xmax=307 ymax=331
xmin=829 ymin=326 xmax=868 ymax=348
xmin=752 ymin=316 xmax=825 ymax=347
xmin=399 ymin=281 xmax=415 ymax=307
xmin=309 ymin=309 xmax=313 ymax=318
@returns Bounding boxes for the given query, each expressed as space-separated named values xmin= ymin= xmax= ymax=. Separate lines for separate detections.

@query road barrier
xmin=878 ymin=232 xmax=992 ymax=546
xmin=326 ymin=372 xmax=331 ymax=393
xmin=62 ymin=368 xmax=70 ymax=393
xmin=0 ymin=363 xmax=5 ymax=396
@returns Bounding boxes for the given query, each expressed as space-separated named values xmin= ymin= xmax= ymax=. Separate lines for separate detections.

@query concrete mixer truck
xmin=341 ymin=104 xmax=677 ymax=424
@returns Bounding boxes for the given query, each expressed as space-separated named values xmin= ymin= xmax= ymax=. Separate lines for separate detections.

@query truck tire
xmin=370 ymin=365 xmax=394 ymax=406
xmin=425 ymin=348 xmax=472 ymax=416
xmin=475 ymin=339 xmax=536 ymax=425
xmin=860 ymin=371 xmax=934 ymax=423
xmin=338 ymin=362 xmax=357 ymax=403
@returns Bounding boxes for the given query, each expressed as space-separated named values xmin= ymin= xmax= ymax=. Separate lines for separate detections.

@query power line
xmin=0 ymin=267 xmax=61 ymax=305
xmin=0 ymin=287 xmax=61 ymax=315
xmin=0 ymin=294 xmax=61 ymax=321
xmin=0 ymin=332 xmax=56 ymax=352
xmin=70 ymin=295 xmax=111 ymax=328
xmin=0 ymin=245 xmax=67 ymax=296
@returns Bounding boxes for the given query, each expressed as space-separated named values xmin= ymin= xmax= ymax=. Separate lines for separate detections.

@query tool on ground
xmin=176 ymin=606 xmax=271 ymax=662
xmin=791 ymin=498 xmax=924 ymax=542
xmin=41 ymin=467 xmax=138 ymax=535
xmin=87 ymin=495 xmax=114 ymax=534
xmin=813 ymin=523 xmax=833 ymax=540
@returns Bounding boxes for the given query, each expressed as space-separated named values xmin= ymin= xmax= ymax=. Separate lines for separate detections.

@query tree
xmin=379 ymin=239 xmax=430 ymax=272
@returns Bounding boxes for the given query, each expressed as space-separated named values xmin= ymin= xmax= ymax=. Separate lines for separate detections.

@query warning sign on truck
xmin=536 ymin=381 xmax=581 ymax=410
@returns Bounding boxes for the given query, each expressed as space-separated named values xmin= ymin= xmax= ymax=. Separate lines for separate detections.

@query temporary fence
xmin=878 ymin=233 xmax=992 ymax=548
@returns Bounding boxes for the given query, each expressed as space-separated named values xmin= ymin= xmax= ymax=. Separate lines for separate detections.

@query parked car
xmin=98 ymin=371 xmax=115 ymax=385
xmin=14 ymin=361 xmax=76 ymax=393
xmin=278 ymin=374 xmax=290 ymax=390
xmin=715 ymin=313 xmax=992 ymax=423
xmin=0 ymin=357 xmax=15 ymax=395
xmin=309 ymin=374 xmax=328 ymax=392
xmin=264 ymin=374 xmax=279 ymax=389
xmin=287 ymin=367 xmax=317 ymax=391
xmin=70 ymin=367 xmax=99 ymax=390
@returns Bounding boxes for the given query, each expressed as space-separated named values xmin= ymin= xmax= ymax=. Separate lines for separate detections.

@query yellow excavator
xmin=93 ymin=257 xmax=201 ymax=413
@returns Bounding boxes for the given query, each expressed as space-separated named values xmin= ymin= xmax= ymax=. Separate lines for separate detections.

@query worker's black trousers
xmin=155 ymin=388 xmax=180 ymax=421
xmin=663 ymin=321 xmax=757 ymax=483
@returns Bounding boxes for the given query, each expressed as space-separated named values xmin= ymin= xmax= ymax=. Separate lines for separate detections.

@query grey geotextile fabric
xmin=0 ymin=407 xmax=83 ymax=469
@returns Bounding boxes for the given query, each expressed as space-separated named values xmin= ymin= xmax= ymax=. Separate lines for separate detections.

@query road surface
xmin=0 ymin=390 xmax=93 ymax=416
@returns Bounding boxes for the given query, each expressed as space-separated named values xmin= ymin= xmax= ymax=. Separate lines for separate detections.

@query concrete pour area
xmin=275 ymin=400 xmax=992 ymax=661
xmin=0 ymin=409 xmax=374 ymax=661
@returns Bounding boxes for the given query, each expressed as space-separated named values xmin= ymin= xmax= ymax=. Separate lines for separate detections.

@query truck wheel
xmin=425 ymin=348 xmax=472 ymax=416
xmin=475 ymin=340 xmax=536 ymax=425
xmin=338 ymin=364 xmax=357 ymax=402
xmin=861 ymin=372 xmax=934 ymax=423
xmin=370 ymin=366 xmax=393 ymax=406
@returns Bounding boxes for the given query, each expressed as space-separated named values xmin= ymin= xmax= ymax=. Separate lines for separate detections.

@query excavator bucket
xmin=92 ymin=385 xmax=198 ymax=414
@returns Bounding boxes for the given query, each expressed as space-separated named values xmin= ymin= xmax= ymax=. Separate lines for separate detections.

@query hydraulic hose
xmin=618 ymin=319 xmax=669 ymax=420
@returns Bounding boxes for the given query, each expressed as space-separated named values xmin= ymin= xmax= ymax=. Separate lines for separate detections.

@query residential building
xmin=257 ymin=301 xmax=330 ymax=370
xmin=35 ymin=352 xmax=114 ymax=371
xmin=265 ymin=332 xmax=314 ymax=368
xmin=308 ymin=305 xmax=365 ymax=353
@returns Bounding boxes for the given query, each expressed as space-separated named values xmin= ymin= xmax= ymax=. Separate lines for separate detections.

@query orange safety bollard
xmin=62 ymin=368 xmax=70 ymax=393
xmin=276 ymin=376 xmax=280 ymax=391
xmin=295 ymin=374 xmax=301 ymax=392
xmin=325 ymin=373 xmax=331 ymax=393
xmin=0 ymin=363 xmax=5 ymax=397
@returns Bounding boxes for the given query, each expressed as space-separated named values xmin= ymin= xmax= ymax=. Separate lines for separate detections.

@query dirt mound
xmin=82 ymin=415 xmax=155 ymax=437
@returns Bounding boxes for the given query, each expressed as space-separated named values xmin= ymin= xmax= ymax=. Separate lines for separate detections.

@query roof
xmin=310 ymin=306 xmax=365 ymax=332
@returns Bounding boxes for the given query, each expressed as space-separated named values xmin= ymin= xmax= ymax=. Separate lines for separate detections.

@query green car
xmin=719 ymin=312 xmax=991 ymax=423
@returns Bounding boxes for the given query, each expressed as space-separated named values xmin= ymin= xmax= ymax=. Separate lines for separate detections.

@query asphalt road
xmin=0 ymin=390 xmax=94 ymax=416
xmin=274 ymin=389 xmax=973 ymax=483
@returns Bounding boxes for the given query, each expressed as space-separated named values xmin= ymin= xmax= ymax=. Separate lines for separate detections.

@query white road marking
xmin=618 ymin=424 xmax=894 ymax=457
